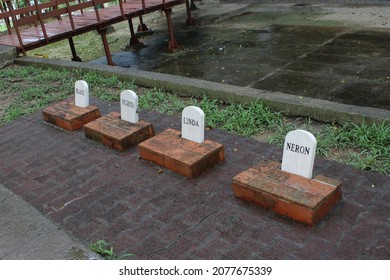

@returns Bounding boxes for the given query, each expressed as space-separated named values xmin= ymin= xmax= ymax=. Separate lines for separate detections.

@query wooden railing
xmin=0 ymin=0 xmax=189 ymax=64
xmin=0 ymin=0 xmax=12 ymax=34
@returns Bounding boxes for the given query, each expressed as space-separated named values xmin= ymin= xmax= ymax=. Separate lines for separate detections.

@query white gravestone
xmin=182 ymin=106 xmax=205 ymax=144
xmin=75 ymin=80 xmax=89 ymax=108
xmin=281 ymin=129 xmax=317 ymax=179
xmin=120 ymin=90 xmax=138 ymax=123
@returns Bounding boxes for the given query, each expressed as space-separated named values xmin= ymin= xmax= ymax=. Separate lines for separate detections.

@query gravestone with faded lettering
xmin=42 ymin=80 xmax=101 ymax=131
xmin=138 ymin=106 xmax=224 ymax=178
xmin=75 ymin=80 xmax=89 ymax=108
xmin=232 ymin=129 xmax=342 ymax=226
xmin=120 ymin=90 xmax=138 ymax=123
xmin=84 ymin=90 xmax=154 ymax=151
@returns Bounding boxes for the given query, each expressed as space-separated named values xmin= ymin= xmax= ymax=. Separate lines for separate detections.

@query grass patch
xmin=193 ymin=97 xmax=283 ymax=136
xmin=90 ymin=240 xmax=133 ymax=260
xmin=0 ymin=64 xmax=389 ymax=175
xmin=139 ymin=88 xmax=187 ymax=114
xmin=324 ymin=121 xmax=390 ymax=173
xmin=0 ymin=65 xmax=136 ymax=122
xmin=267 ymin=119 xmax=390 ymax=174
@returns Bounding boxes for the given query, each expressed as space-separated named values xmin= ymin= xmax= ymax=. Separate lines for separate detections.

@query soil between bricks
xmin=0 ymin=97 xmax=389 ymax=260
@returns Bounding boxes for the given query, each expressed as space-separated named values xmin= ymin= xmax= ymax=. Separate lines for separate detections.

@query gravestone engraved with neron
xmin=281 ymin=129 xmax=317 ymax=179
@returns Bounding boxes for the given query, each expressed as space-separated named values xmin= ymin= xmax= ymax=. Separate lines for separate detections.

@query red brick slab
xmin=84 ymin=112 xmax=155 ymax=151
xmin=232 ymin=161 xmax=342 ymax=226
xmin=2 ymin=100 xmax=389 ymax=259
xmin=42 ymin=100 xmax=101 ymax=131
xmin=138 ymin=128 xmax=224 ymax=178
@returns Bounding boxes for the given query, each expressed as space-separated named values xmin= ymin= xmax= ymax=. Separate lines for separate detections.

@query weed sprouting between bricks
xmin=90 ymin=240 xmax=134 ymax=260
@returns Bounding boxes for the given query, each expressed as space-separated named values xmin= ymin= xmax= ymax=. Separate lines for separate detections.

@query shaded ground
xmin=0 ymin=98 xmax=388 ymax=259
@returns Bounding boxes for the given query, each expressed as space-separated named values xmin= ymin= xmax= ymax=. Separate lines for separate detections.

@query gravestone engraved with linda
xmin=138 ymin=105 xmax=224 ymax=178
xmin=181 ymin=106 xmax=205 ymax=144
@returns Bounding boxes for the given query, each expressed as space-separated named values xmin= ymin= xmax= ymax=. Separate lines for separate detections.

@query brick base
xmin=232 ymin=161 xmax=342 ymax=226
xmin=42 ymin=100 xmax=101 ymax=131
xmin=138 ymin=128 xmax=224 ymax=178
xmin=83 ymin=112 xmax=155 ymax=151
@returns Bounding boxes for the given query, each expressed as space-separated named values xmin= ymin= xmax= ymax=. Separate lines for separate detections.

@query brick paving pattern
xmin=0 ymin=98 xmax=389 ymax=259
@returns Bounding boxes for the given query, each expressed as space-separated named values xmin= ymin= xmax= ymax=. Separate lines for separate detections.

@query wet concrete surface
xmin=91 ymin=8 xmax=390 ymax=111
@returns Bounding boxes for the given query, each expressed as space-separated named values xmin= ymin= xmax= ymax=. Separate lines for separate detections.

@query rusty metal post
xmin=68 ymin=37 xmax=82 ymax=62
xmin=98 ymin=28 xmax=114 ymax=66
xmin=127 ymin=17 xmax=140 ymax=46
xmin=164 ymin=8 xmax=182 ymax=51
xmin=64 ymin=0 xmax=76 ymax=30
xmin=137 ymin=15 xmax=149 ymax=32
xmin=33 ymin=0 xmax=49 ymax=42
xmin=5 ymin=0 xmax=26 ymax=55
xmin=185 ymin=0 xmax=195 ymax=26
xmin=190 ymin=0 xmax=197 ymax=10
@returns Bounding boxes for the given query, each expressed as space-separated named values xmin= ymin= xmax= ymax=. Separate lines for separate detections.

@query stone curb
xmin=0 ymin=45 xmax=17 ymax=68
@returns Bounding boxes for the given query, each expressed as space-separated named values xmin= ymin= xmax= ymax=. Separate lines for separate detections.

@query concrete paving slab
xmin=0 ymin=186 xmax=13 ymax=203
xmin=0 ymin=185 xmax=100 ymax=260
xmin=0 ymin=196 xmax=57 ymax=257
xmin=2 ymin=229 xmax=97 ymax=260
xmin=189 ymin=2 xmax=250 ymax=25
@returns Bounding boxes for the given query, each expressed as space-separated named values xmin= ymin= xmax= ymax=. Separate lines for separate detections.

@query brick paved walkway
xmin=0 ymin=98 xmax=389 ymax=259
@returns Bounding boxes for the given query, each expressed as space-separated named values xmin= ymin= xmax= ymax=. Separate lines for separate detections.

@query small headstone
xmin=182 ymin=106 xmax=205 ymax=144
xmin=75 ymin=80 xmax=89 ymax=108
xmin=120 ymin=90 xmax=138 ymax=123
xmin=281 ymin=129 xmax=317 ymax=179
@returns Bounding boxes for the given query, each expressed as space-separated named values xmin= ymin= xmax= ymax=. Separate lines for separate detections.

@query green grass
xmin=190 ymin=97 xmax=283 ymax=136
xmin=0 ymin=65 xmax=389 ymax=175
xmin=325 ymin=121 xmax=390 ymax=173
xmin=139 ymin=88 xmax=187 ymax=114
xmin=0 ymin=65 xmax=136 ymax=122
xmin=90 ymin=240 xmax=133 ymax=260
